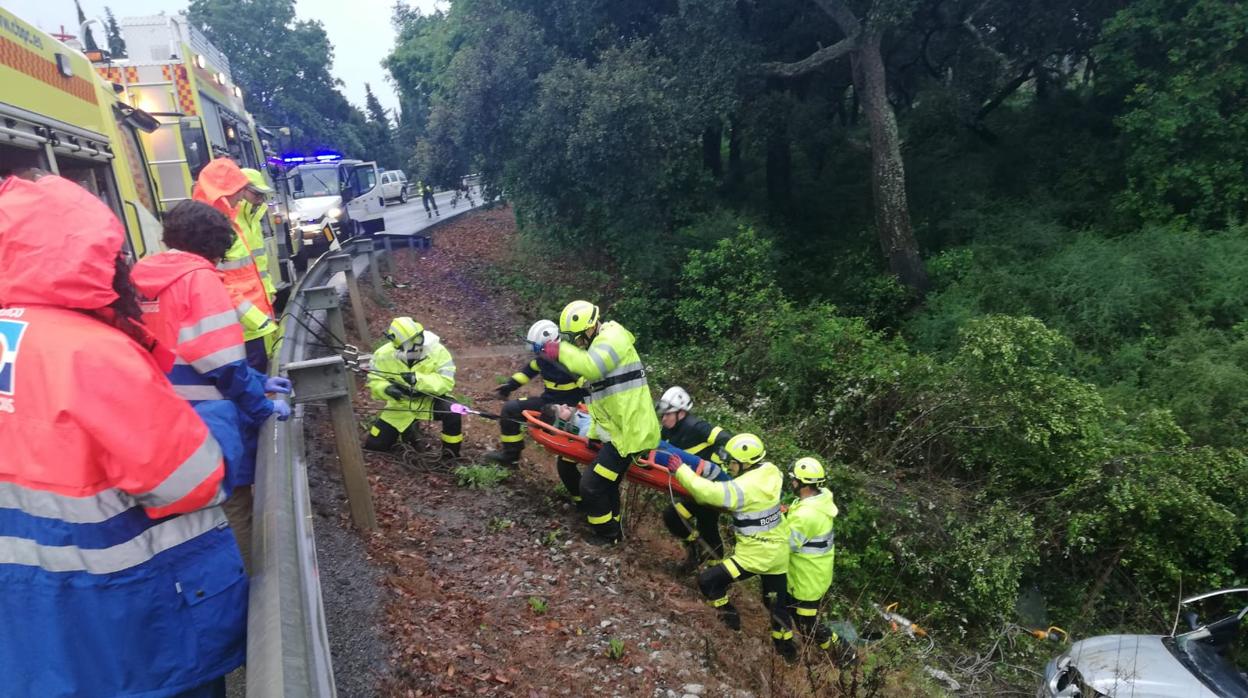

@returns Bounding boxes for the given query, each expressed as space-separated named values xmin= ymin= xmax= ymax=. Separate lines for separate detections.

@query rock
xmin=599 ymin=619 xmax=612 ymax=628
xmin=682 ymin=684 xmax=705 ymax=695
xmin=633 ymin=666 xmax=644 ymax=674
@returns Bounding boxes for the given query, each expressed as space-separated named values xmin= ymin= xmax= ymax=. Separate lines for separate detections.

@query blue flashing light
xmin=277 ymin=150 xmax=343 ymax=165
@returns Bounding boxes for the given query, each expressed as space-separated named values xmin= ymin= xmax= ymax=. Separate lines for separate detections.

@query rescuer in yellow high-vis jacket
xmin=665 ymin=433 xmax=797 ymax=662
xmin=236 ymin=168 xmax=277 ymax=302
xmin=364 ymin=317 xmax=463 ymax=459
xmin=785 ymin=457 xmax=839 ymax=651
xmin=539 ymin=300 xmax=660 ymax=543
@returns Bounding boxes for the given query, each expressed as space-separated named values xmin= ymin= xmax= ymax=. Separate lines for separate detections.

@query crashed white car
xmin=1040 ymin=588 xmax=1248 ymax=697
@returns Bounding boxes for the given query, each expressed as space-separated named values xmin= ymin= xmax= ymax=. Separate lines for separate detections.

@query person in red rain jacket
xmin=192 ymin=157 xmax=277 ymax=371
xmin=132 ymin=200 xmax=291 ymax=564
xmin=0 ymin=174 xmax=247 ymax=698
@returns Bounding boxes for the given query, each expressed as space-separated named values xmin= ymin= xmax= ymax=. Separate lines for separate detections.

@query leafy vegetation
xmin=382 ymin=0 xmax=1248 ymax=690
xmin=454 ymin=463 xmax=511 ymax=490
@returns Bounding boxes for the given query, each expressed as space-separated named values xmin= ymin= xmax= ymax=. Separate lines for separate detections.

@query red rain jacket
xmin=0 ymin=175 xmax=246 ymax=697
xmin=132 ymin=250 xmax=274 ymax=487
xmin=192 ymin=158 xmax=276 ymax=338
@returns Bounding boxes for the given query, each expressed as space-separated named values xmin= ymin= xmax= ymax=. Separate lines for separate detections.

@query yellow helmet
xmin=559 ymin=300 xmax=599 ymax=336
xmin=791 ymin=457 xmax=826 ymax=485
xmin=385 ymin=316 xmax=424 ymax=348
xmin=724 ymin=433 xmax=766 ymax=466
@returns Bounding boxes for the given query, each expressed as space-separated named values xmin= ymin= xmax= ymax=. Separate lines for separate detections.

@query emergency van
xmin=0 ymin=7 xmax=164 ymax=258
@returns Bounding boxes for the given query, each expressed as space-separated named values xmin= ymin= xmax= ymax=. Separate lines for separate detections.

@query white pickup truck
xmin=286 ymin=159 xmax=386 ymax=261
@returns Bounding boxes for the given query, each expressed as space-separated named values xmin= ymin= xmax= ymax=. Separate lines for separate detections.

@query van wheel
xmin=399 ymin=190 xmax=407 ymax=204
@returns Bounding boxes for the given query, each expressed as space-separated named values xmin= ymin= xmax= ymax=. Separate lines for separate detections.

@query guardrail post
xmin=299 ymin=284 xmax=355 ymax=394
xmin=286 ymin=355 xmax=376 ymax=530
xmin=325 ymin=252 xmax=372 ymax=347
xmin=301 ymin=285 xmax=348 ymax=350
xmin=377 ymin=235 xmax=394 ymax=274
xmin=353 ymin=238 xmax=385 ymax=294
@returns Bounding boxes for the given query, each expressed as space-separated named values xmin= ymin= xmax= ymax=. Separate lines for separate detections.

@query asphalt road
xmin=377 ymin=188 xmax=479 ymax=237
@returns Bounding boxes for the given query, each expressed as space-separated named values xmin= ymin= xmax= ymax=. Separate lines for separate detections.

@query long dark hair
xmin=100 ymin=253 xmax=158 ymax=350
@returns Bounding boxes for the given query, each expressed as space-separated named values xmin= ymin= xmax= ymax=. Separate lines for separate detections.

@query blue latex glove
xmin=265 ymin=376 xmax=292 ymax=394
xmin=272 ymin=399 xmax=292 ymax=421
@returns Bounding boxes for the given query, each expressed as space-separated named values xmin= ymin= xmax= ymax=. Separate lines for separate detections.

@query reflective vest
xmin=676 ymin=461 xmax=789 ymax=575
xmin=367 ymin=333 xmax=456 ymax=432
xmin=786 ymin=488 xmax=838 ymax=602
xmin=192 ymin=158 xmax=276 ymax=343
xmin=510 ymin=356 xmax=587 ymax=402
xmin=237 ymin=199 xmax=277 ymax=300
xmin=132 ymin=250 xmax=275 ymax=490
xmin=663 ymin=414 xmax=733 ymax=466
xmin=0 ymin=174 xmax=245 ymax=697
xmin=554 ymin=321 xmax=660 ymax=455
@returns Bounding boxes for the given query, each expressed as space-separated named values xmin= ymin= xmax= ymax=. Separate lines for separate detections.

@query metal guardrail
xmin=247 ymin=250 xmax=337 ymax=698
xmin=245 ymin=202 xmax=485 ymax=697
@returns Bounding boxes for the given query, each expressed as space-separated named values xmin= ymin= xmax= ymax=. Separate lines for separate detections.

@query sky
xmin=0 ymin=0 xmax=444 ymax=117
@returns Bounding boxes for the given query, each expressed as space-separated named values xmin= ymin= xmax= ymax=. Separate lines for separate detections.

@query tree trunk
xmin=701 ymin=124 xmax=723 ymax=178
xmin=765 ymin=121 xmax=791 ymax=211
xmin=853 ymin=31 xmax=929 ymax=294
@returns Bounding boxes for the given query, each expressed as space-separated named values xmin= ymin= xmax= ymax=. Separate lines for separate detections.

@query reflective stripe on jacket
xmin=510 ymin=356 xmax=587 ymax=402
xmin=132 ymin=250 xmax=274 ymax=489
xmin=675 ymin=461 xmax=789 ymax=575
xmin=663 ymin=414 xmax=733 ymax=465
xmin=554 ymin=321 xmax=659 ymax=455
xmin=367 ymin=333 xmax=456 ymax=433
xmin=786 ymin=488 xmax=838 ymax=602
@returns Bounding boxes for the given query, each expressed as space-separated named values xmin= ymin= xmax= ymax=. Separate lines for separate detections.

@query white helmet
xmin=655 ymin=386 xmax=693 ymax=415
xmin=526 ymin=319 xmax=559 ymax=350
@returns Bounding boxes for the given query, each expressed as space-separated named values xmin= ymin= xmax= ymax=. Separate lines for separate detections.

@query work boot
xmin=775 ymin=639 xmax=798 ymax=664
xmin=440 ymin=440 xmax=461 ymax=461
xmin=484 ymin=443 xmax=523 ymax=466
xmin=717 ymin=604 xmax=741 ymax=631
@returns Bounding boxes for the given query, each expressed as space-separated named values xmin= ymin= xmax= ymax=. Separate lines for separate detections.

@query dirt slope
xmin=311 ymin=208 xmax=848 ymax=697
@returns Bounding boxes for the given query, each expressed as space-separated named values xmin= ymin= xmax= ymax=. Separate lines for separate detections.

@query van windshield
xmin=292 ymin=166 xmax=339 ymax=199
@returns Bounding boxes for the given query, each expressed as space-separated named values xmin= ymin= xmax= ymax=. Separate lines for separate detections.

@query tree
xmin=74 ymin=0 xmax=100 ymax=52
xmin=361 ymin=83 xmax=399 ymax=169
xmin=764 ymin=0 xmax=929 ymax=294
xmin=187 ymin=0 xmax=370 ymax=156
xmin=104 ymin=7 xmax=126 ymax=58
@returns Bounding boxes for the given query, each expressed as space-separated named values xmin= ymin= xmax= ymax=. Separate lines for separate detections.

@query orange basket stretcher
xmin=522 ymin=409 xmax=692 ymax=497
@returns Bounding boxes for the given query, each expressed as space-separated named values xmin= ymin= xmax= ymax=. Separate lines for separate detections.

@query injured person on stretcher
xmin=537 ymin=403 xmax=731 ymax=481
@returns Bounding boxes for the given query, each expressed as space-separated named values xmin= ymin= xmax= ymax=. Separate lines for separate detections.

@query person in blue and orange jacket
xmin=192 ymin=157 xmax=277 ymax=372
xmin=132 ymin=200 xmax=291 ymax=566
xmin=0 ymin=173 xmax=247 ymax=697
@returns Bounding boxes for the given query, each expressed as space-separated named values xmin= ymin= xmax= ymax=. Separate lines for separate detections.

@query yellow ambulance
xmin=0 ymin=7 xmax=164 ymax=258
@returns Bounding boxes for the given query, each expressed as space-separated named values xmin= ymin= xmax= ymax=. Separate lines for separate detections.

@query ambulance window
xmin=114 ymin=120 xmax=161 ymax=218
xmin=0 ymin=143 xmax=50 ymax=179
xmin=181 ymin=122 xmax=211 ymax=178
xmin=56 ymin=157 xmax=124 ymax=219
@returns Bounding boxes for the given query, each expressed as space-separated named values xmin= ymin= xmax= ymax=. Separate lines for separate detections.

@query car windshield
xmin=292 ymin=166 xmax=339 ymax=199
xmin=1169 ymin=636 xmax=1248 ymax=696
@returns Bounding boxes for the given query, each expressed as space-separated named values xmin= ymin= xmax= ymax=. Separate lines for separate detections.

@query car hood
xmin=1066 ymin=635 xmax=1219 ymax=697
xmin=290 ymin=195 xmax=341 ymax=221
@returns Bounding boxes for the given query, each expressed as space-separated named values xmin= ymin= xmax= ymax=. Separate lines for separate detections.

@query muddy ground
xmin=304 ymin=207 xmax=856 ymax=697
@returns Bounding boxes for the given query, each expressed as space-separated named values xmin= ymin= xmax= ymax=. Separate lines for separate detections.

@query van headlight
xmin=327 ymin=207 xmax=342 ymax=219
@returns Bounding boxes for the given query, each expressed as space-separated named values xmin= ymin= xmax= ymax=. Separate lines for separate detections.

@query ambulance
xmin=0 ymin=7 xmax=164 ymax=258
xmin=93 ymin=13 xmax=288 ymax=283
